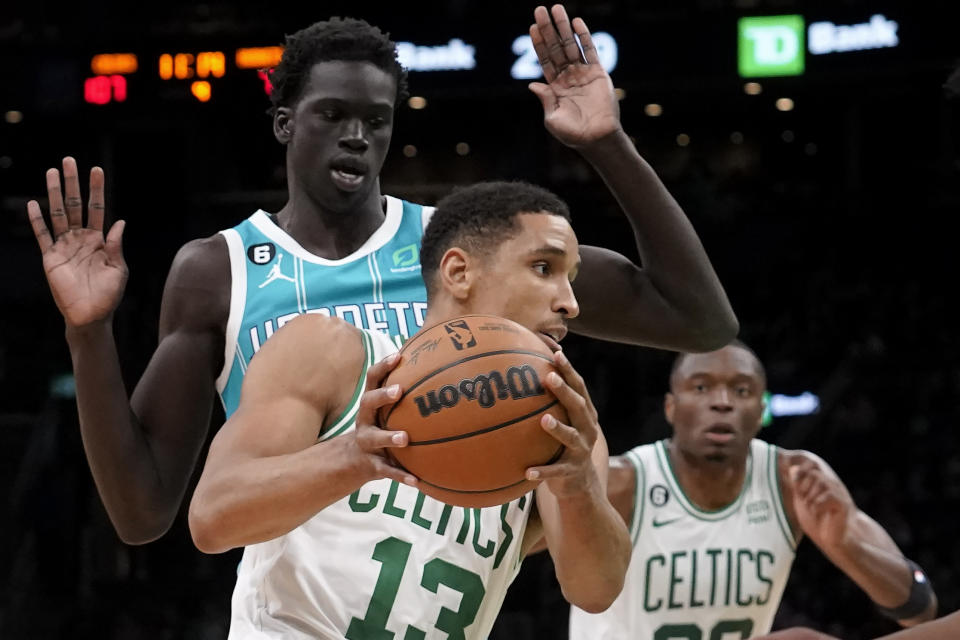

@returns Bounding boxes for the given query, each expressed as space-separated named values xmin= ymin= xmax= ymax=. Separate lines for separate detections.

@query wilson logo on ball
xmin=414 ymin=365 xmax=545 ymax=416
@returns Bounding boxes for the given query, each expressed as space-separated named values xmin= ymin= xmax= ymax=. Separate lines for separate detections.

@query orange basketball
xmin=380 ymin=314 xmax=567 ymax=508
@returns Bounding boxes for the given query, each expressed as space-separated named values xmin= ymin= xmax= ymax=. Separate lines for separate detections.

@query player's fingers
xmin=529 ymin=24 xmax=557 ymax=83
xmin=46 ymin=167 xmax=68 ymax=237
xmin=533 ymin=6 xmax=567 ymax=78
xmin=363 ymin=352 xmax=401 ymax=393
xmin=370 ymin=457 xmax=418 ymax=487
xmin=539 ymin=413 xmax=587 ymax=451
xmin=526 ymin=456 xmax=574 ymax=481
xmin=550 ymin=4 xmax=583 ymax=64
xmin=527 ymin=82 xmax=556 ymax=113
xmin=61 ymin=157 xmax=83 ymax=229
xmin=552 ymin=351 xmax=597 ymax=421
xmin=88 ymin=166 xmax=106 ymax=231
xmin=356 ymin=382 xmax=402 ymax=426
xmin=104 ymin=220 xmax=126 ymax=266
xmin=26 ymin=200 xmax=54 ymax=252
xmin=572 ymin=17 xmax=600 ymax=65
xmin=544 ymin=371 xmax=595 ymax=440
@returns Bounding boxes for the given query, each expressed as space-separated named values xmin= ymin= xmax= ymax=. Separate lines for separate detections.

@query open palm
xmin=527 ymin=5 xmax=622 ymax=148
xmin=27 ymin=157 xmax=127 ymax=327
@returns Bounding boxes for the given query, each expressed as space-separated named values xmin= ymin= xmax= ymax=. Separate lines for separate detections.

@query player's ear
xmin=438 ymin=247 xmax=471 ymax=301
xmin=274 ymin=107 xmax=294 ymax=144
xmin=664 ymin=392 xmax=676 ymax=425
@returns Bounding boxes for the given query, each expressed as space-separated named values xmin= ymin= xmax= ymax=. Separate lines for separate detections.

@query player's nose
xmin=339 ymin=118 xmax=368 ymax=151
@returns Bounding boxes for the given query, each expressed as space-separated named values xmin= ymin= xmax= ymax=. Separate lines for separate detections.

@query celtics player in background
xmin=188 ymin=179 xmax=630 ymax=638
xmin=25 ymin=4 xmax=735 ymax=546
xmin=568 ymin=341 xmax=937 ymax=639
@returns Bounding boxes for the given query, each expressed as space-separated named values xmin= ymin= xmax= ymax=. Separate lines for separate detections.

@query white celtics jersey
xmin=229 ymin=329 xmax=534 ymax=640
xmin=570 ymin=439 xmax=798 ymax=640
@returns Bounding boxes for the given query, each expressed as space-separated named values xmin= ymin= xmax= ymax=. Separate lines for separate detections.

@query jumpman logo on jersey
xmin=258 ymin=253 xmax=297 ymax=288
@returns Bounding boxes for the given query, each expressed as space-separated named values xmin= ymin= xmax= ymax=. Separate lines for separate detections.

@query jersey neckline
xmin=655 ymin=438 xmax=754 ymax=521
xmin=251 ymin=195 xmax=404 ymax=266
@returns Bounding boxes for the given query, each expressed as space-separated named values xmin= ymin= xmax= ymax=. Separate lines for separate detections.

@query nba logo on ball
xmin=444 ymin=319 xmax=476 ymax=350
xmin=381 ymin=315 xmax=569 ymax=507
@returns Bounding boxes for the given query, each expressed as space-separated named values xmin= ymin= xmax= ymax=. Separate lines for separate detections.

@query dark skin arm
xmin=27 ymin=157 xmax=228 ymax=544
xmin=529 ymin=5 xmax=737 ymax=350
xmin=780 ymin=450 xmax=937 ymax=627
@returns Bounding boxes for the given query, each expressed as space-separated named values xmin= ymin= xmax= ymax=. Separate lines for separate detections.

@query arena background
xmin=1 ymin=1 xmax=958 ymax=637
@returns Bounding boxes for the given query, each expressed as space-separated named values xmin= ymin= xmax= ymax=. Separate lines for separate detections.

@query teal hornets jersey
xmin=215 ymin=196 xmax=433 ymax=416
xmin=569 ymin=439 xmax=798 ymax=640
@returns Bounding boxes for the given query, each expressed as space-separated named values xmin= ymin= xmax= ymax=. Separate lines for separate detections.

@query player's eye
xmin=367 ymin=116 xmax=387 ymax=128
xmin=737 ymin=386 xmax=751 ymax=397
xmin=694 ymin=383 xmax=708 ymax=393
xmin=532 ymin=262 xmax=550 ymax=275
xmin=320 ymin=109 xmax=341 ymax=121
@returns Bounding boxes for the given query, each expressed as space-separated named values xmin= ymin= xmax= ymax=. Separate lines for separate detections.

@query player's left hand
xmin=528 ymin=4 xmax=621 ymax=149
xmin=789 ymin=457 xmax=857 ymax=552
xmin=525 ymin=350 xmax=601 ymax=498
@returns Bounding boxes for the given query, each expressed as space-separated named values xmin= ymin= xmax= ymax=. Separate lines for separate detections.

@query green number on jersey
xmin=346 ymin=537 xmax=487 ymax=640
xmin=654 ymin=619 xmax=754 ymax=640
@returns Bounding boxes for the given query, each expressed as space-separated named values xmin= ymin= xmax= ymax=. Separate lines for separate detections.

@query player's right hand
xmin=27 ymin=156 xmax=128 ymax=327
xmin=351 ymin=352 xmax=419 ymax=488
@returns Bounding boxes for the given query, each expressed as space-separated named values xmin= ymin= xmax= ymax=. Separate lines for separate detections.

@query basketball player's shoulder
xmin=773 ymin=447 xmax=836 ymax=487
xmin=161 ymin=234 xmax=230 ymax=328
xmin=271 ymin=314 xmax=364 ymax=362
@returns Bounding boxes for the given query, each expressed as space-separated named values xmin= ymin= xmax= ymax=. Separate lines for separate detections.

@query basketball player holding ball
xmin=189 ymin=179 xmax=630 ymax=638
xmin=26 ymin=4 xmax=735 ymax=551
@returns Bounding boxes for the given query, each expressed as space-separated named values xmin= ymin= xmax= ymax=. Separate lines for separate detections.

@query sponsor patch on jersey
xmin=248 ymin=242 xmax=277 ymax=265
xmin=650 ymin=483 xmax=670 ymax=507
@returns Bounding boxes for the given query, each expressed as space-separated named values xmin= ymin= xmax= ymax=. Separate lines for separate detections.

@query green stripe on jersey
xmin=320 ymin=331 xmax=374 ymax=440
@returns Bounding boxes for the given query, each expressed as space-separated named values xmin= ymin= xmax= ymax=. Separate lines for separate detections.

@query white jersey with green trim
xmin=229 ymin=329 xmax=534 ymax=640
xmin=569 ymin=438 xmax=797 ymax=640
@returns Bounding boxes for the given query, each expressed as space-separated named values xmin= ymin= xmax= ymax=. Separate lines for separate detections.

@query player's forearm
xmin=824 ymin=533 xmax=915 ymax=614
xmin=66 ymin=321 xmax=174 ymax=543
xmin=189 ymin=437 xmax=371 ymax=553
xmin=578 ymin=130 xmax=737 ymax=350
xmin=542 ymin=482 xmax=631 ymax=612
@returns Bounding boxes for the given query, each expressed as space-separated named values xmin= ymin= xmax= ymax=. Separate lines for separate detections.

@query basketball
xmin=380 ymin=314 xmax=568 ymax=508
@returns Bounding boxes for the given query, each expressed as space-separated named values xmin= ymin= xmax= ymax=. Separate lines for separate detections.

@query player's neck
xmin=665 ymin=439 xmax=749 ymax=511
xmin=276 ymin=189 xmax=387 ymax=260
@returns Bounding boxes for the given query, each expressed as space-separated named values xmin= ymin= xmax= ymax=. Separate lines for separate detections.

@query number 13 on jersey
xmin=346 ymin=537 xmax=486 ymax=640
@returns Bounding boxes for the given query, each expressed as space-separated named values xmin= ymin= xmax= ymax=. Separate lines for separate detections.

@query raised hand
xmin=789 ymin=458 xmax=856 ymax=552
xmin=26 ymin=157 xmax=127 ymax=327
xmin=526 ymin=350 xmax=602 ymax=497
xmin=351 ymin=352 xmax=419 ymax=487
xmin=528 ymin=4 xmax=621 ymax=148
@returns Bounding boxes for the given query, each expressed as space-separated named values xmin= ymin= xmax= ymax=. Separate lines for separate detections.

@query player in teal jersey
xmin=569 ymin=341 xmax=937 ymax=639
xmin=25 ymin=5 xmax=736 ymax=545
xmin=188 ymin=179 xmax=631 ymax=639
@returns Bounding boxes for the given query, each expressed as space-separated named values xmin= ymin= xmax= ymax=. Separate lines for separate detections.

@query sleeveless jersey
xmin=229 ymin=329 xmax=533 ymax=639
xmin=216 ymin=196 xmax=433 ymax=416
xmin=569 ymin=439 xmax=798 ymax=640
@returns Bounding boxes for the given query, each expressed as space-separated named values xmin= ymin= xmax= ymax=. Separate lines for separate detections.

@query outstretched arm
xmin=188 ymin=315 xmax=416 ymax=553
xmin=781 ymin=451 xmax=937 ymax=627
xmin=524 ymin=351 xmax=631 ymax=612
xmin=28 ymin=157 xmax=226 ymax=544
xmin=528 ymin=5 xmax=737 ymax=350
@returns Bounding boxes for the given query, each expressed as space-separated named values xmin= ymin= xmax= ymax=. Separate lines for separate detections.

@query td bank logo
xmin=738 ymin=15 xmax=805 ymax=77
xmin=390 ymin=244 xmax=421 ymax=273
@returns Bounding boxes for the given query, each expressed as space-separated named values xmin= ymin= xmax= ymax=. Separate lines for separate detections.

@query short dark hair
xmin=669 ymin=339 xmax=767 ymax=389
xmin=269 ymin=17 xmax=409 ymax=115
xmin=421 ymin=181 xmax=571 ymax=297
